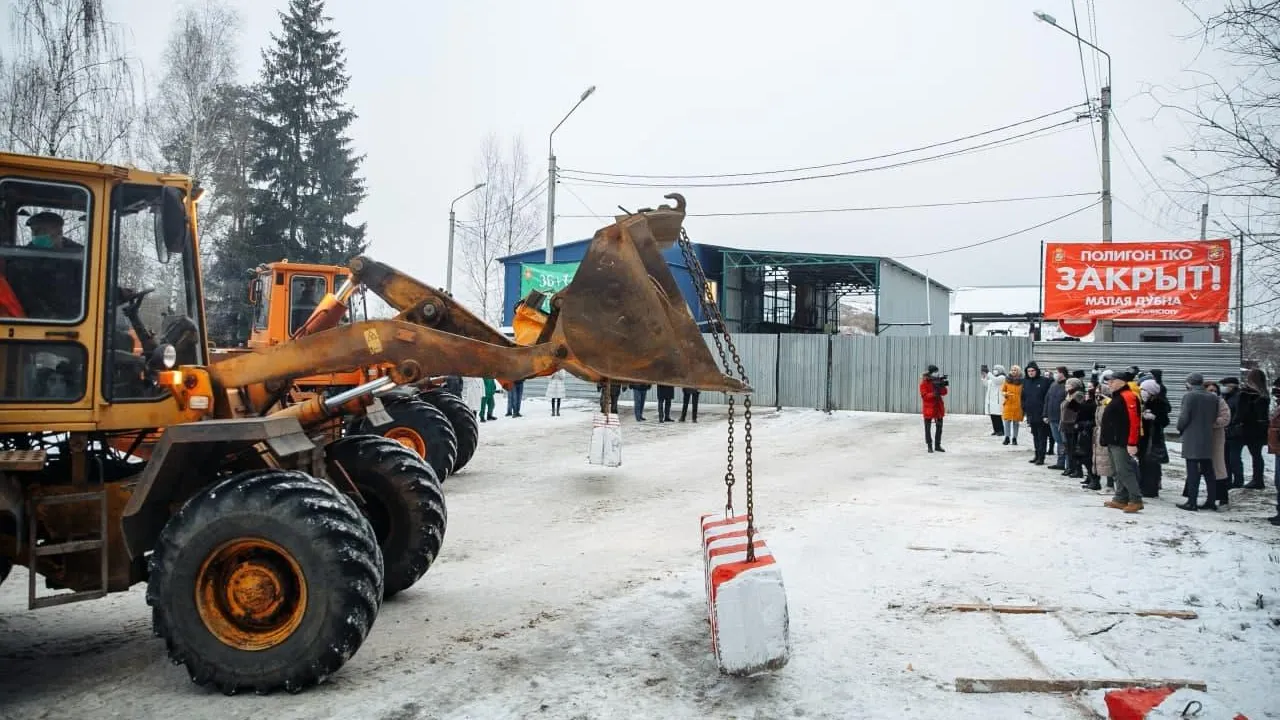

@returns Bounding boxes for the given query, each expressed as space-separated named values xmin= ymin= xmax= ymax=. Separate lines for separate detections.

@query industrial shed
xmin=499 ymin=242 xmax=951 ymax=336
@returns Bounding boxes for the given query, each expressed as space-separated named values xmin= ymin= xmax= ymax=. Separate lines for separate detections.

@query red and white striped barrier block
xmin=699 ymin=513 xmax=790 ymax=675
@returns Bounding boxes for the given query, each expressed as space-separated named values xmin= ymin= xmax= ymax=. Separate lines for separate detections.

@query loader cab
xmin=0 ymin=151 xmax=206 ymax=433
xmin=246 ymin=262 xmax=367 ymax=348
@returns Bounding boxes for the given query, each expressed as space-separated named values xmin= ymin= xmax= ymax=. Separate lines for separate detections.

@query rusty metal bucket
xmin=534 ymin=195 xmax=750 ymax=395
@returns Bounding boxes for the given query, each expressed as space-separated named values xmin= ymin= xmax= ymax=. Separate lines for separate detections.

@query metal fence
xmin=523 ymin=334 xmax=1031 ymax=415
xmin=515 ymin=335 xmax=1241 ymax=416
xmin=1031 ymin=341 xmax=1242 ymax=412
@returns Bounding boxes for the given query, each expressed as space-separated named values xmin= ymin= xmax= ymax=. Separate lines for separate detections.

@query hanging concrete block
xmin=588 ymin=412 xmax=621 ymax=466
xmin=700 ymin=513 xmax=791 ymax=676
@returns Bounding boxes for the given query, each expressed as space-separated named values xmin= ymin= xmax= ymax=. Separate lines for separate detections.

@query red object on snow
xmin=1104 ymin=687 xmax=1175 ymax=719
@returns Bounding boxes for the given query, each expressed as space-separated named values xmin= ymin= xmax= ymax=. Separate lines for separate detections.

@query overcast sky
xmin=8 ymin=0 xmax=1258 ymax=319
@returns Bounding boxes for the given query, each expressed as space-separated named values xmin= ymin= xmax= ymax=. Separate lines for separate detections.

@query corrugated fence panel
xmin=827 ymin=335 xmax=1031 ymax=414
xmin=697 ymin=332 xmax=778 ymax=407
xmin=516 ymin=335 xmax=1258 ymax=416
xmin=776 ymin=334 xmax=828 ymax=409
xmin=1032 ymin=341 xmax=1242 ymax=412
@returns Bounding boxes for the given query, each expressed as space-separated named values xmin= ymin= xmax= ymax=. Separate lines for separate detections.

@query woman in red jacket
xmin=921 ymin=364 xmax=948 ymax=453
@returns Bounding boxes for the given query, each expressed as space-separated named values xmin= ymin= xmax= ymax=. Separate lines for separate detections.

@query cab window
xmin=102 ymin=183 xmax=204 ymax=401
xmin=0 ymin=341 xmax=87 ymax=402
xmin=289 ymin=275 xmax=326 ymax=335
xmin=252 ymin=274 xmax=271 ymax=330
xmin=0 ymin=178 xmax=91 ymax=323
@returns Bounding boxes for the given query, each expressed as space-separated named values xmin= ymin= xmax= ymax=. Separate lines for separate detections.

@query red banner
xmin=1043 ymin=240 xmax=1232 ymax=322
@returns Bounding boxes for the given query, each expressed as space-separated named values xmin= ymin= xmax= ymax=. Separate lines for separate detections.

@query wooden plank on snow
xmin=954 ymin=677 xmax=1208 ymax=694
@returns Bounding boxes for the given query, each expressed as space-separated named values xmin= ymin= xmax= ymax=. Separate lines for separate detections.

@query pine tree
xmin=248 ymin=0 xmax=366 ymax=268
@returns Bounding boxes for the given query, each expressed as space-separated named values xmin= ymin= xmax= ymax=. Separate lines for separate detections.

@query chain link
xmin=676 ymin=226 xmax=757 ymax=562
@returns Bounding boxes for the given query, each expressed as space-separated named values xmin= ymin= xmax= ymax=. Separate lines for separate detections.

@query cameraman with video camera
xmin=920 ymin=364 xmax=949 ymax=453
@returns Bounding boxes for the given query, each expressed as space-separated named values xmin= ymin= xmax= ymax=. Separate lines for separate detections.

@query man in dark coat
xmin=656 ymin=384 xmax=675 ymax=423
xmin=1238 ymin=368 xmax=1271 ymax=489
xmin=1100 ymin=370 xmax=1144 ymax=512
xmin=1045 ymin=366 xmax=1069 ymax=470
xmin=1020 ymin=361 xmax=1054 ymax=465
xmin=1221 ymin=377 xmax=1245 ymax=488
xmin=679 ymin=387 xmax=700 ymax=423
xmin=1176 ymin=372 xmax=1220 ymax=511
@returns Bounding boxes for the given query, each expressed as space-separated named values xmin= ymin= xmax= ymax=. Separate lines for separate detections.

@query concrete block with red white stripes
xmin=700 ymin=513 xmax=791 ymax=675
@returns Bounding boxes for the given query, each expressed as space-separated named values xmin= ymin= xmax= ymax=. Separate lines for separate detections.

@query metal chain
xmin=676 ymin=226 xmax=757 ymax=562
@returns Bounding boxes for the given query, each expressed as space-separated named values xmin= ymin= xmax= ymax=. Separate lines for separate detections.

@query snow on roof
xmin=950 ymin=285 xmax=1041 ymax=315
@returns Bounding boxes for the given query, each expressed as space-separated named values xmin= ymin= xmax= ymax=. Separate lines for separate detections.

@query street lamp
xmin=447 ymin=182 xmax=486 ymax=294
xmin=546 ymin=85 xmax=597 ymax=264
xmin=1033 ymin=9 xmax=1114 ymax=340
xmin=1163 ymin=155 xmax=1210 ymax=240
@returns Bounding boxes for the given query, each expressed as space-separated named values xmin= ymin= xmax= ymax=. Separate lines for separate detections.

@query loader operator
xmin=0 ymin=211 xmax=86 ymax=320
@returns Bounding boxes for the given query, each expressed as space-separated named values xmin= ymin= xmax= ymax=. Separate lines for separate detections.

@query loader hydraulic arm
xmin=208 ymin=195 xmax=750 ymax=398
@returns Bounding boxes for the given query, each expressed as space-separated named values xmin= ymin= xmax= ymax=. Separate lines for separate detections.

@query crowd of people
xmin=919 ymin=362 xmax=1280 ymax=524
xmin=594 ymin=381 xmax=702 ymax=423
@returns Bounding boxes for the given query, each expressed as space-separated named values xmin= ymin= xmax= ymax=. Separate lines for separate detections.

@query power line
xmin=560 ymin=119 xmax=1088 ymax=189
xmin=1110 ymin=109 xmax=1188 ymax=214
xmin=554 ymin=191 xmax=1099 ymax=219
xmin=557 ymin=182 xmax=607 ymax=222
xmin=1070 ymin=0 xmax=1101 ymax=171
xmin=892 ymin=200 xmax=1101 ymax=259
xmin=1087 ymin=0 xmax=1105 ymax=95
xmin=1113 ymin=194 xmax=1180 ymax=235
xmin=560 ymin=103 xmax=1088 ymax=181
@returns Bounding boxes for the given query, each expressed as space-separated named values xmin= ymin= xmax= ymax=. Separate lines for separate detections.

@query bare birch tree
xmin=143 ymin=0 xmax=244 ymax=327
xmin=0 ymin=0 xmax=142 ymax=163
xmin=1160 ymin=1 xmax=1280 ymax=323
xmin=457 ymin=133 xmax=546 ymax=323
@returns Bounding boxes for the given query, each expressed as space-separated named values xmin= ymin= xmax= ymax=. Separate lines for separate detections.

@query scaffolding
xmin=720 ymin=250 xmax=880 ymax=334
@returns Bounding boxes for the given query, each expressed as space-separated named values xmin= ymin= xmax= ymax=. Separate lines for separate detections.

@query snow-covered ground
xmin=2 ymin=403 xmax=1278 ymax=719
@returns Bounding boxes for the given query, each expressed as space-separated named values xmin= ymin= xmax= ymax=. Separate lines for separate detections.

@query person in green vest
xmin=479 ymin=378 xmax=498 ymax=422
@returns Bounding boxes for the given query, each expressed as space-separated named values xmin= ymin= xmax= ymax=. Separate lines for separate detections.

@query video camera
xmin=930 ymin=373 xmax=950 ymax=389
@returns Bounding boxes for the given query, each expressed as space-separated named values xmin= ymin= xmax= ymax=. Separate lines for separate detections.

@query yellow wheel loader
xmin=0 ymin=150 xmax=747 ymax=695
xmin=213 ymin=259 xmax=476 ymax=482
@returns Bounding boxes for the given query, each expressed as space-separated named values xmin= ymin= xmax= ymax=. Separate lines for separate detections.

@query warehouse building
xmin=499 ymin=240 xmax=951 ymax=336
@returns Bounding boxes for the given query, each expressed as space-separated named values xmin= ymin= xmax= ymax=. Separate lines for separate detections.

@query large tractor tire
xmin=419 ymin=388 xmax=479 ymax=474
xmin=146 ymin=469 xmax=384 ymax=695
xmin=357 ymin=398 xmax=457 ymax=482
xmin=326 ymin=435 xmax=446 ymax=599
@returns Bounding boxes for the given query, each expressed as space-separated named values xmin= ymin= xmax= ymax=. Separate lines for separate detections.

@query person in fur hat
xmin=1138 ymin=378 xmax=1171 ymax=497
xmin=1060 ymin=376 xmax=1086 ymax=478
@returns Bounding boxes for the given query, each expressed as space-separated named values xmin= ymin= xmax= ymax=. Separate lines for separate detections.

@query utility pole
xmin=1098 ymin=84 xmax=1113 ymax=341
xmin=447 ymin=182 xmax=485 ymax=294
xmin=1237 ymin=231 xmax=1244 ymax=369
xmin=546 ymin=86 xmax=596 ymax=264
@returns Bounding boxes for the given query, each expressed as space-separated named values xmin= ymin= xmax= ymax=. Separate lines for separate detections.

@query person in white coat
xmin=545 ymin=368 xmax=567 ymax=416
xmin=982 ymin=364 xmax=1007 ymax=436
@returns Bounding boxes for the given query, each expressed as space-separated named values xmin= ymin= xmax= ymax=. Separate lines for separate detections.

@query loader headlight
xmin=150 ymin=343 xmax=177 ymax=370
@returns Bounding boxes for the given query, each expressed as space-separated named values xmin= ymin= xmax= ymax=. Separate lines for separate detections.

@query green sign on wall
xmin=519 ymin=262 xmax=580 ymax=308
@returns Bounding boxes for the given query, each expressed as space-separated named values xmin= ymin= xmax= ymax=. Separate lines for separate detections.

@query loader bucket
xmin=547 ymin=195 xmax=750 ymax=395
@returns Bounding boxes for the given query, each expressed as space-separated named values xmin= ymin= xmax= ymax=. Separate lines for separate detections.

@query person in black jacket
xmin=679 ymin=387 xmax=700 ymax=423
xmin=1020 ymin=361 xmax=1054 ymax=465
xmin=1222 ymin=376 xmax=1245 ymax=488
xmin=1100 ymin=371 xmax=1144 ymax=512
xmin=1238 ymin=369 xmax=1271 ymax=489
xmin=656 ymin=384 xmax=675 ymax=422
xmin=1045 ymin=366 xmax=1069 ymax=469
xmin=1138 ymin=378 xmax=1171 ymax=498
